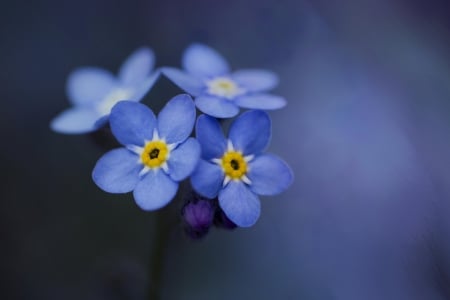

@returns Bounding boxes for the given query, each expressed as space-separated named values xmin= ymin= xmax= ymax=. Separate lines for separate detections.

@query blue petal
xmin=167 ymin=138 xmax=201 ymax=181
xmin=119 ymin=47 xmax=155 ymax=87
xmin=67 ymin=67 xmax=116 ymax=106
xmin=110 ymin=101 xmax=156 ymax=146
xmin=190 ymin=160 xmax=224 ymax=199
xmin=195 ymin=115 xmax=227 ymax=160
xmin=229 ymin=110 xmax=271 ymax=155
xmin=161 ymin=67 xmax=204 ymax=96
xmin=92 ymin=148 xmax=142 ymax=193
xmin=232 ymin=69 xmax=279 ymax=92
xmin=235 ymin=94 xmax=287 ymax=110
xmin=182 ymin=43 xmax=230 ymax=78
xmin=195 ymin=96 xmax=239 ymax=118
xmin=158 ymin=94 xmax=196 ymax=144
xmin=50 ymin=107 xmax=101 ymax=134
xmin=248 ymin=154 xmax=293 ymax=196
xmin=133 ymin=170 xmax=178 ymax=210
xmin=218 ymin=181 xmax=261 ymax=227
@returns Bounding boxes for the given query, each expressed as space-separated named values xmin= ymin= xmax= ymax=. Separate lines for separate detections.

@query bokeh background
xmin=1 ymin=0 xmax=450 ymax=299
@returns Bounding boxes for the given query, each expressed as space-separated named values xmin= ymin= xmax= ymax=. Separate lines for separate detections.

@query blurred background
xmin=1 ymin=0 xmax=450 ymax=299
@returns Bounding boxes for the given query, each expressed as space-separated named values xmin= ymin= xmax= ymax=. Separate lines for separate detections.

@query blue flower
xmin=161 ymin=43 xmax=286 ymax=118
xmin=190 ymin=110 xmax=293 ymax=227
xmin=51 ymin=47 xmax=159 ymax=134
xmin=92 ymin=94 xmax=200 ymax=210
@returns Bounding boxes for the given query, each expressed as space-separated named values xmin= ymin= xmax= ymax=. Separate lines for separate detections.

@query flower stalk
xmin=147 ymin=200 xmax=178 ymax=300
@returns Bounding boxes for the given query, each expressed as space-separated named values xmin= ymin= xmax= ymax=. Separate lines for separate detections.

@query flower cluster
xmin=51 ymin=44 xmax=293 ymax=231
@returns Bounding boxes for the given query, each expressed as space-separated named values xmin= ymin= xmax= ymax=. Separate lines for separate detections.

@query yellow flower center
xmin=221 ymin=151 xmax=248 ymax=180
xmin=206 ymin=77 xmax=244 ymax=99
xmin=141 ymin=140 xmax=169 ymax=168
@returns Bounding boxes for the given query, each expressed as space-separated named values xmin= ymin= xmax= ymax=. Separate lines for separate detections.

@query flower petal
xmin=161 ymin=67 xmax=204 ymax=96
xmin=248 ymin=154 xmax=293 ymax=196
xmin=195 ymin=115 xmax=227 ymax=160
xmin=92 ymin=148 xmax=142 ymax=193
xmin=235 ymin=94 xmax=286 ymax=110
xmin=167 ymin=138 xmax=201 ymax=181
xmin=119 ymin=47 xmax=155 ymax=87
xmin=218 ymin=181 xmax=261 ymax=227
xmin=67 ymin=67 xmax=117 ymax=106
xmin=195 ymin=96 xmax=239 ymax=118
xmin=229 ymin=110 xmax=271 ymax=155
xmin=50 ymin=107 xmax=101 ymax=134
xmin=232 ymin=69 xmax=279 ymax=92
xmin=133 ymin=170 xmax=178 ymax=211
xmin=182 ymin=43 xmax=230 ymax=78
xmin=158 ymin=94 xmax=196 ymax=144
xmin=190 ymin=160 xmax=224 ymax=199
xmin=110 ymin=101 xmax=156 ymax=147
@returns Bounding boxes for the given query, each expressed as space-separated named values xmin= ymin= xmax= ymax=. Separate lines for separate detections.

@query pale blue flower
xmin=191 ymin=110 xmax=293 ymax=227
xmin=92 ymin=94 xmax=200 ymax=210
xmin=51 ymin=47 xmax=158 ymax=134
xmin=162 ymin=43 xmax=286 ymax=118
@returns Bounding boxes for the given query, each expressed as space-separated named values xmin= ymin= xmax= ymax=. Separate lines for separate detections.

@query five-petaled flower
xmin=161 ymin=43 xmax=286 ymax=118
xmin=51 ymin=47 xmax=158 ymax=134
xmin=190 ymin=110 xmax=293 ymax=227
xmin=92 ymin=94 xmax=200 ymax=210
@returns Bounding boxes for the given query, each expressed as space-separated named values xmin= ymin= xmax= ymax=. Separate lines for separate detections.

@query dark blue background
xmin=1 ymin=0 xmax=450 ymax=299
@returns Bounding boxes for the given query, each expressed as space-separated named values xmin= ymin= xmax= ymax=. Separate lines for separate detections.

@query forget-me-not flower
xmin=51 ymin=47 xmax=158 ymax=134
xmin=190 ymin=110 xmax=293 ymax=227
xmin=162 ymin=43 xmax=286 ymax=118
xmin=92 ymin=94 xmax=200 ymax=210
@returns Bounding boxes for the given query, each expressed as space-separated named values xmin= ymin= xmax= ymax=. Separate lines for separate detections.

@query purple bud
xmin=183 ymin=200 xmax=214 ymax=228
xmin=182 ymin=193 xmax=215 ymax=239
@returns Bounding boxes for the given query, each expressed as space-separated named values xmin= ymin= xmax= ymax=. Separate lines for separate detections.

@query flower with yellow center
xmin=92 ymin=96 xmax=200 ymax=211
xmin=50 ymin=47 xmax=157 ymax=134
xmin=161 ymin=43 xmax=286 ymax=119
xmin=191 ymin=111 xmax=293 ymax=227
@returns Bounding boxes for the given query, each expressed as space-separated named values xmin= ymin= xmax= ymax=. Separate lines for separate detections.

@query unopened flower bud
xmin=182 ymin=193 xmax=215 ymax=239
